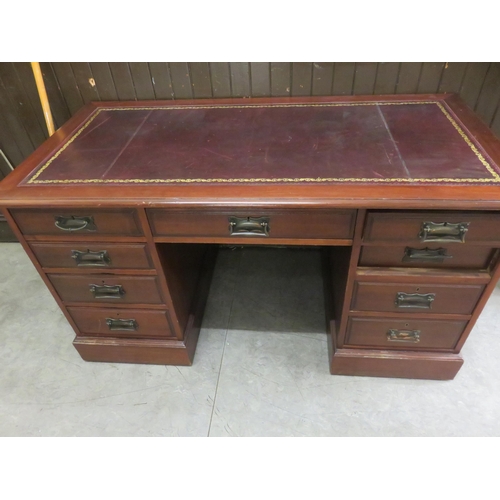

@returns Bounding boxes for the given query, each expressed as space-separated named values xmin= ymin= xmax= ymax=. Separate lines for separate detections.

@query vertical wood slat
xmin=491 ymin=107 xmax=500 ymax=138
xmin=169 ymin=62 xmax=193 ymax=99
xmin=271 ymin=62 xmax=291 ymax=97
xmin=229 ymin=63 xmax=250 ymax=97
xmin=396 ymin=63 xmax=422 ymax=94
xmin=250 ymin=62 xmax=270 ymax=97
xmin=417 ymin=62 xmax=445 ymax=93
xmin=374 ymin=62 xmax=400 ymax=95
xmin=438 ymin=62 xmax=468 ymax=93
xmin=474 ymin=62 xmax=500 ymax=125
xmin=129 ymin=63 xmax=155 ymax=100
xmin=459 ymin=62 xmax=491 ymax=110
xmin=291 ymin=63 xmax=313 ymax=96
xmin=108 ymin=63 xmax=136 ymax=101
xmin=70 ymin=63 xmax=100 ymax=104
xmin=332 ymin=62 xmax=355 ymax=95
xmin=148 ymin=63 xmax=174 ymax=100
xmin=189 ymin=63 xmax=212 ymax=98
xmin=89 ymin=63 xmax=118 ymax=101
xmin=209 ymin=63 xmax=231 ymax=98
xmin=0 ymin=113 xmax=24 ymax=167
xmin=51 ymin=62 xmax=85 ymax=114
xmin=353 ymin=63 xmax=378 ymax=95
xmin=312 ymin=63 xmax=334 ymax=96
xmin=0 ymin=63 xmax=47 ymax=148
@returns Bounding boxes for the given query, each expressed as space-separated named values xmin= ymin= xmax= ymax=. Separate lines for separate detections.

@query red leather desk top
xmin=24 ymin=101 xmax=500 ymax=186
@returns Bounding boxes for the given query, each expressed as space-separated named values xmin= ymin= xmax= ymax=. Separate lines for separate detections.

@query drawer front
xmin=68 ymin=307 xmax=175 ymax=338
xmin=351 ymin=281 xmax=485 ymax=315
xmin=363 ymin=211 xmax=500 ymax=245
xmin=359 ymin=245 xmax=495 ymax=269
xmin=148 ymin=208 xmax=356 ymax=240
xmin=11 ymin=208 xmax=143 ymax=236
xmin=30 ymin=242 xmax=153 ymax=270
xmin=346 ymin=317 xmax=467 ymax=350
xmin=48 ymin=274 xmax=163 ymax=304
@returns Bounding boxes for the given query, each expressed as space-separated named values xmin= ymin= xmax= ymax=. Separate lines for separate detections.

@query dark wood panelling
xmin=312 ymin=63 xmax=334 ymax=96
xmin=332 ymin=63 xmax=355 ymax=95
xmin=51 ymin=62 xmax=85 ymax=114
xmin=396 ymin=63 xmax=422 ymax=94
xmin=148 ymin=63 xmax=174 ymax=99
xmin=438 ymin=63 xmax=468 ymax=94
xmin=353 ymin=63 xmax=378 ymax=95
xmin=459 ymin=62 xmax=491 ymax=110
xmin=475 ymin=62 xmax=500 ymax=125
xmin=271 ymin=62 xmax=291 ymax=96
xmin=128 ymin=63 xmax=155 ymax=100
xmin=209 ymin=63 xmax=231 ymax=98
xmin=417 ymin=63 xmax=445 ymax=93
xmin=1 ymin=62 xmax=500 ymax=170
xmin=71 ymin=63 xmax=100 ymax=103
xmin=189 ymin=63 xmax=212 ymax=98
xmin=250 ymin=62 xmax=270 ymax=97
xmin=229 ymin=63 xmax=250 ymax=97
xmin=374 ymin=63 xmax=400 ymax=95
xmin=108 ymin=63 xmax=136 ymax=101
xmin=291 ymin=63 xmax=313 ymax=96
xmin=168 ymin=63 xmax=192 ymax=99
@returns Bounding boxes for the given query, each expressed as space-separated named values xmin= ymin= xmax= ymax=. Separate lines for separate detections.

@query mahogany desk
xmin=2 ymin=94 xmax=500 ymax=380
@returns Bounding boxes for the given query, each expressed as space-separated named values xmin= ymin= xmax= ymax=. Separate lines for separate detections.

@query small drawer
xmin=346 ymin=317 xmax=467 ymax=350
xmin=10 ymin=208 xmax=143 ymax=237
xmin=68 ymin=307 xmax=176 ymax=338
xmin=359 ymin=245 xmax=495 ymax=269
xmin=351 ymin=281 xmax=485 ymax=315
xmin=48 ymin=274 xmax=163 ymax=304
xmin=363 ymin=211 xmax=500 ymax=245
xmin=147 ymin=208 xmax=356 ymax=240
xmin=30 ymin=242 xmax=153 ymax=270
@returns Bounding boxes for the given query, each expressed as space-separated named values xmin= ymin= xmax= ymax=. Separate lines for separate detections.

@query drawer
xmin=68 ymin=307 xmax=175 ymax=338
xmin=48 ymin=274 xmax=163 ymax=304
xmin=147 ymin=208 xmax=356 ymax=240
xmin=359 ymin=245 xmax=495 ymax=269
xmin=363 ymin=211 xmax=500 ymax=245
xmin=346 ymin=317 xmax=467 ymax=350
xmin=351 ymin=281 xmax=485 ymax=315
xmin=10 ymin=208 xmax=143 ymax=237
xmin=30 ymin=242 xmax=153 ymax=270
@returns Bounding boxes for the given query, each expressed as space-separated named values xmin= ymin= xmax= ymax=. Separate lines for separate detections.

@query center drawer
xmin=351 ymin=281 xmax=485 ymax=315
xmin=147 ymin=208 xmax=356 ymax=240
xmin=346 ymin=317 xmax=467 ymax=350
xmin=47 ymin=274 xmax=164 ymax=304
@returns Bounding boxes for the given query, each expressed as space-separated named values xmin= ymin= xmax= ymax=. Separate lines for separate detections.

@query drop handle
xmin=395 ymin=292 xmax=435 ymax=309
xmin=71 ymin=249 xmax=111 ymax=267
xmin=228 ymin=216 xmax=270 ymax=236
xmin=106 ymin=318 xmax=138 ymax=331
xmin=403 ymin=247 xmax=453 ymax=263
xmin=387 ymin=329 xmax=421 ymax=343
xmin=419 ymin=221 xmax=470 ymax=243
xmin=54 ymin=215 xmax=97 ymax=232
xmin=89 ymin=284 xmax=125 ymax=299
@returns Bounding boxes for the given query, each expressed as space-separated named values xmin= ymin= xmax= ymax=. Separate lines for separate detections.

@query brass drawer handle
xmin=71 ymin=249 xmax=111 ymax=267
xmin=106 ymin=318 xmax=138 ymax=331
xmin=229 ymin=216 xmax=270 ymax=237
xmin=395 ymin=292 xmax=435 ymax=309
xmin=89 ymin=284 xmax=125 ymax=299
xmin=403 ymin=247 xmax=453 ymax=263
xmin=419 ymin=221 xmax=469 ymax=243
xmin=55 ymin=215 xmax=97 ymax=232
xmin=387 ymin=329 xmax=420 ymax=343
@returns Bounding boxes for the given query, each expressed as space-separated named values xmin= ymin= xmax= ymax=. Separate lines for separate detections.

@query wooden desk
xmin=2 ymin=94 xmax=500 ymax=380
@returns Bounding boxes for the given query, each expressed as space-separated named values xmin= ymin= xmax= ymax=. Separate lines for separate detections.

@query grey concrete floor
xmin=0 ymin=242 xmax=500 ymax=436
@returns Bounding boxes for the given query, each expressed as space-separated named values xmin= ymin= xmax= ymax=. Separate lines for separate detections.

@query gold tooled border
xmin=26 ymin=101 xmax=500 ymax=185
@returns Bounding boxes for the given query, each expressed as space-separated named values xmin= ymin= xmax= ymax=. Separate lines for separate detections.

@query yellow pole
xmin=30 ymin=62 xmax=55 ymax=136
